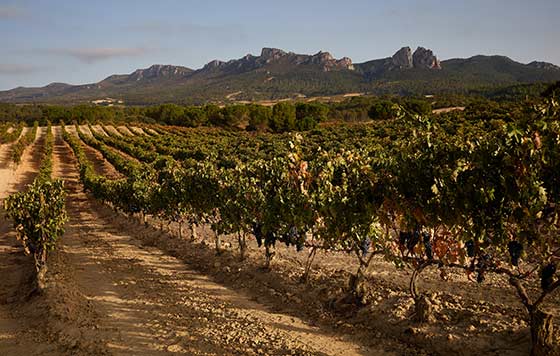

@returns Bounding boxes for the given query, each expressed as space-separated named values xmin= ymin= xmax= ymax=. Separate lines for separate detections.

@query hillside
xmin=1 ymin=46 xmax=559 ymax=105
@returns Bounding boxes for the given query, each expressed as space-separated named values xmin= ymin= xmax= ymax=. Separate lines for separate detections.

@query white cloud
xmin=44 ymin=47 xmax=152 ymax=63
xmin=0 ymin=63 xmax=43 ymax=75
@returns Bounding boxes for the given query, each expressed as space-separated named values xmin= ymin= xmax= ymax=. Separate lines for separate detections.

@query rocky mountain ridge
xmin=1 ymin=46 xmax=559 ymax=104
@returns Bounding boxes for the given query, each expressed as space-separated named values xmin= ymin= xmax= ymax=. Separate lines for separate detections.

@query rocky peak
xmin=527 ymin=61 xmax=560 ymax=71
xmin=199 ymin=48 xmax=354 ymax=75
xmin=392 ymin=47 xmax=413 ymax=69
xmin=202 ymin=60 xmax=226 ymax=71
xmin=413 ymin=47 xmax=441 ymax=69
xmin=337 ymin=57 xmax=355 ymax=71
xmin=260 ymin=48 xmax=288 ymax=62
xmin=312 ymin=51 xmax=335 ymax=62
xmin=130 ymin=64 xmax=192 ymax=81
xmin=307 ymin=51 xmax=354 ymax=71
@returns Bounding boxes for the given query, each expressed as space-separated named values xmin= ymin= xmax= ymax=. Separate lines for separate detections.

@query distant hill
xmin=1 ymin=46 xmax=559 ymax=105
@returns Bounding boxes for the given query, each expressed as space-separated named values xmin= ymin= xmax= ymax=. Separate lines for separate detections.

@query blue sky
xmin=0 ymin=0 xmax=558 ymax=90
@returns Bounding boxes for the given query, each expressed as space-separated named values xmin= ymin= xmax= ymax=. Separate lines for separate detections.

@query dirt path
xmin=52 ymin=127 xmax=386 ymax=355
xmin=116 ymin=126 xmax=134 ymax=136
xmin=90 ymin=125 xmax=108 ymax=136
xmin=77 ymin=125 xmax=93 ymax=137
xmin=0 ymin=127 xmax=64 ymax=356
xmin=129 ymin=127 xmax=147 ymax=136
xmin=102 ymin=125 xmax=122 ymax=137
xmin=432 ymin=107 xmax=465 ymax=114
xmin=144 ymin=127 xmax=159 ymax=136
xmin=66 ymin=126 xmax=122 ymax=180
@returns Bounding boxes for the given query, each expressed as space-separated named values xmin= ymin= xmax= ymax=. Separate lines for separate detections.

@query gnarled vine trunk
xmin=508 ymin=276 xmax=558 ymax=355
xmin=413 ymin=295 xmax=434 ymax=324
xmin=34 ymin=249 xmax=48 ymax=294
xmin=214 ymin=231 xmax=221 ymax=255
xmin=530 ymin=308 xmax=554 ymax=356
xmin=410 ymin=262 xmax=434 ymax=323
xmin=190 ymin=222 xmax=198 ymax=241
xmin=264 ymin=244 xmax=275 ymax=269
xmin=301 ymin=247 xmax=317 ymax=283
xmin=349 ymin=270 xmax=369 ymax=304
xmin=237 ymin=232 xmax=247 ymax=261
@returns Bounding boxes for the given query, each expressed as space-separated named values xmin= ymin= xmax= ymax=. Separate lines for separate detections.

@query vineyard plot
xmin=48 ymin=128 xmax=397 ymax=355
xmin=0 ymin=112 xmax=558 ymax=356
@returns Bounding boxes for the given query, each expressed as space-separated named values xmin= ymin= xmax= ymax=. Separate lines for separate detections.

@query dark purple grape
xmin=265 ymin=231 xmax=276 ymax=247
xmin=360 ymin=237 xmax=371 ymax=258
xmin=507 ymin=241 xmax=523 ymax=267
xmin=281 ymin=226 xmax=301 ymax=249
xmin=399 ymin=231 xmax=409 ymax=246
xmin=252 ymin=223 xmax=263 ymax=247
xmin=541 ymin=263 xmax=557 ymax=291
xmin=476 ymin=271 xmax=485 ymax=283
xmin=407 ymin=230 xmax=420 ymax=252
xmin=422 ymin=232 xmax=433 ymax=260
xmin=465 ymin=240 xmax=475 ymax=257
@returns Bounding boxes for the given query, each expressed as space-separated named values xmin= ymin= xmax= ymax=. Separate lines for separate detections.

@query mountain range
xmin=1 ymin=46 xmax=559 ymax=105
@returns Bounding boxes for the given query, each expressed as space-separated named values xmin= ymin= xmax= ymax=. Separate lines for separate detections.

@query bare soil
xmin=432 ymin=107 xmax=466 ymax=114
xmin=129 ymin=127 xmax=147 ymax=136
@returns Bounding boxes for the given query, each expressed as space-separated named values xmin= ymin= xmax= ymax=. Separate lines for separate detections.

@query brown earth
xmin=128 ymin=127 xmax=148 ymax=136
xmin=116 ymin=126 xmax=134 ymax=136
xmin=432 ymin=107 xmax=466 ymax=114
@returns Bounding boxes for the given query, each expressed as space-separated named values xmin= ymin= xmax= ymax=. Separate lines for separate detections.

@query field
xmin=0 ymin=108 xmax=559 ymax=355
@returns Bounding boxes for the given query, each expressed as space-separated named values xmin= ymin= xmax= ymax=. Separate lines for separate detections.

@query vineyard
xmin=0 ymin=97 xmax=559 ymax=355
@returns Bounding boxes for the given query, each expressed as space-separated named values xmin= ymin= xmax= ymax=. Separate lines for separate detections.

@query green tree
xmin=247 ymin=104 xmax=272 ymax=131
xmin=368 ymin=101 xmax=397 ymax=120
xmin=205 ymin=104 xmax=224 ymax=126
xmin=270 ymin=102 xmax=296 ymax=132
xmin=296 ymin=102 xmax=329 ymax=122
xmin=183 ymin=106 xmax=208 ymax=127
xmin=221 ymin=105 xmax=249 ymax=128
xmin=403 ymin=99 xmax=432 ymax=115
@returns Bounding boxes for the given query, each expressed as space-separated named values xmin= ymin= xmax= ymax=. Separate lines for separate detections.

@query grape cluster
xmin=541 ymin=263 xmax=557 ymax=291
xmin=265 ymin=231 xmax=277 ymax=247
xmin=475 ymin=253 xmax=493 ymax=284
xmin=128 ymin=204 xmax=141 ymax=213
xmin=399 ymin=230 xmax=420 ymax=253
xmin=507 ymin=241 xmax=523 ymax=266
xmin=281 ymin=226 xmax=305 ymax=252
xmin=465 ymin=240 xmax=475 ymax=258
xmin=252 ymin=223 xmax=263 ymax=247
xmin=360 ymin=237 xmax=371 ymax=258
xmin=422 ymin=232 xmax=433 ymax=260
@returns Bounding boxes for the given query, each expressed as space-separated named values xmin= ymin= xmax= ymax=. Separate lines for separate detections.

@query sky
xmin=0 ymin=0 xmax=558 ymax=90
